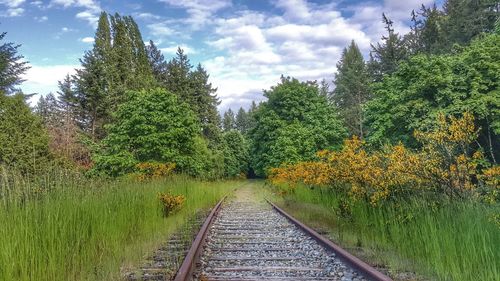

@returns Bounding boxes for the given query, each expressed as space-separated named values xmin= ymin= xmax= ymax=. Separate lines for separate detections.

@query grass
xmin=269 ymin=184 xmax=500 ymax=281
xmin=0 ymin=169 xmax=237 ymax=281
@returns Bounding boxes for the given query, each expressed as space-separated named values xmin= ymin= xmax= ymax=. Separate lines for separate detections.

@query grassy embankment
xmin=269 ymin=184 xmax=499 ymax=281
xmin=0 ymin=170 xmax=237 ymax=281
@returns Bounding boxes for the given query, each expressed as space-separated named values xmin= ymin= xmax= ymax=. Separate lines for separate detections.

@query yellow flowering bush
xmin=414 ymin=112 xmax=482 ymax=197
xmin=135 ymin=162 xmax=176 ymax=181
xmin=478 ymin=166 xmax=500 ymax=204
xmin=158 ymin=192 xmax=185 ymax=216
xmin=269 ymin=112 xmax=495 ymax=205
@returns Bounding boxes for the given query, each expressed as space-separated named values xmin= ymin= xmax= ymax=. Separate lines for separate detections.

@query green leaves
xmin=93 ymin=88 xmax=202 ymax=177
xmin=250 ymin=77 xmax=346 ymax=177
xmin=365 ymin=34 xmax=500 ymax=161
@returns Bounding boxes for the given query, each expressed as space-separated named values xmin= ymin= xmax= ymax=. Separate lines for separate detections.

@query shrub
xmin=270 ymin=113 xmax=497 ymax=205
xmin=158 ymin=192 xmax=185 ymax=216
xmin=135 ymin=162 xmax=176 ymax=181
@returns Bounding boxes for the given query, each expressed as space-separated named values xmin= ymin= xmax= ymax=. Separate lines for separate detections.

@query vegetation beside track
xmin=0 ymin=172 xmax=236 ymax=281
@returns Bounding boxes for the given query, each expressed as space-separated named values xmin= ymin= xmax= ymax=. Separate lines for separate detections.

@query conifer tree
xmin=443 ymin=0 xmax=499 ymax=47
xmin=223 ymin=109 xmax=236 ymax=131
xmin=165 ymin=48 xmax=193 ymax=104
xmin=235 ymin=107 xmax=249 ymax=134
xmin=0 ymin=30 xmax=30 ymax=94
xmin=190 ymin=63 xmax=221 ymax=143
xmin=146 ymin=40 xmax=168 ymax=85
xmin=74 ymin=12 xmax=112 ymax=140
xmin=73 ymin=12 xmax=155 ymax=139
xmin=331 ymin=40 xmax=371 ymax=139
xmin=368 ymin=14 xmax=408 ymax=82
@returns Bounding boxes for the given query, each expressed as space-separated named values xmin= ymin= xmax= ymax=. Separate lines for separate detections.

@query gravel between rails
xmin=194 ymin=190 xmax=367 ymax=281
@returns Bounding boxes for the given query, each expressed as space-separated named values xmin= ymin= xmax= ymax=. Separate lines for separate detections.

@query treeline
xmin=0 ymin=12 xmax=247 ymax=179
xmin=262 ymin=0 xmax=499 ymax=202
xmin=1 ymin=0 xmax=498 ymax=185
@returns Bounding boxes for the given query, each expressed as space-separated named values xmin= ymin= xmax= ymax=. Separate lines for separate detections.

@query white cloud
xmin=21 ymin=64 xmax=78 ymax=97
xmin=31 ymin=1 xmax=44 ymax=8
xmin=147 ymin=22 xmax=176 ymax=37
xmin=80 ymin=36 xmax=94 ymax=43
xmin=0 ymin=0 xmax=25 ymax=16
xmin=274 ymin=0 xmax=310 ymax=20
xmin=50 ymin=0 xmax=101 ymax=26
xmin=198 ymin=0 xmax=430 ymax=111
xmin=35 ymin=15 xmax=49 ymax=22
xmin=75 ymin=10 xmax=99 ymax=26
xmin=134 ymin=12 xmax=161 ymax=21
xmin=158 ymin=0 xmax=231 ymax=29
xmin=0 ymin=7 xmax=24 ymax=17
xmin=0 ymin=0 xmax=25 ymax=8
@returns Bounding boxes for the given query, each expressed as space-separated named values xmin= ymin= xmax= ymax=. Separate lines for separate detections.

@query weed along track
xmin=174 ymin=188 xmax=392 ymax=281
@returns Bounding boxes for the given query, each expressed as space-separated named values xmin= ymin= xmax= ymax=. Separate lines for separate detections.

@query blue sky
xmin=0 ymin=0 xmax=437 ymax=111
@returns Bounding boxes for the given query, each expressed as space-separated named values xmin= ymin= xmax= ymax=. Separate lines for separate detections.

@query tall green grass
xmin=272 ymin=185 xmax=500 ymax=281
xmin=0 ymin=169 xmax=235 ymax=281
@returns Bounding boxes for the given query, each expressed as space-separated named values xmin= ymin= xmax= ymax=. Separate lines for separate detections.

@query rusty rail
xmin=173 ymin=196 xmax=226 ymax=281
xmin=267 ymin=200 xmax=393 ymax=281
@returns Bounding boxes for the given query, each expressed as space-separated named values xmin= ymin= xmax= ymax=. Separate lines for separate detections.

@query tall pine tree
xmin=368 ymin=14 xmax=408 ymax=82
xmin=331 ymin=40 xmax=371 ymax=139
xmin=190 ymin=63 xmax=221 ymax=143
xmin=0 ymin=30 xmax=30 ymax=94
xmin=223 ymin=108 xmax=236 ymax=131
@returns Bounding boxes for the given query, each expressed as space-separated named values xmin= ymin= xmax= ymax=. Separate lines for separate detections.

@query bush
xmin=270 ymin=113 xmax=498 ymax=204
xmin=158 ymin=192 xmax=185 ymax=216
xmin=135 ymin=162 xmax=176 ymax=181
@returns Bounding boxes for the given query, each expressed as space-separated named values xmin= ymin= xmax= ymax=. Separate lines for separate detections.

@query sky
xmin=0 ymin=0 xmax=438 ymax=111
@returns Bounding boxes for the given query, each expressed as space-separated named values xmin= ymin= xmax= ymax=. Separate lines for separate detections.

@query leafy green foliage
xmin=93 ymin=88 xmax=203 ymax=177
xmin=249 ymin=77 xmax=346 ymax=177
xmin=365 ymin=34 xmax=500 ymax=161
xmin=222 ymin=130 xmax=249 ymax=178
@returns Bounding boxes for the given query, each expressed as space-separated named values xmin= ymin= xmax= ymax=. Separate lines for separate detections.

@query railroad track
xmin=174 ymin=188 xmax=392 ymax=281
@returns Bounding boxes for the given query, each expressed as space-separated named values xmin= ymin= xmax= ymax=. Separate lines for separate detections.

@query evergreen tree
xmin=74 ymin=12 xmax=112 ymax=139
xmin=235 ymin=107 xmax=249 ymax=134
xmin=223 ymin=108 xmax=236 ymax=131
xmin=0 ymin=94 xmax=49 ymax=173
xmin=165 ymin=48 xmax=193 ymax=105
xmin=368 ymin=14 xmax=408 ymax=82
xmin=108 ymin=14 xmax=154 ymax=106
xmin=36 ymin=93 xmax=59 ymax=125
xmin=73 ymin=12 xmax=155 ymax=140
xmin=319 ymin=79 xmax=330 ymax=98
xmin=443 ymin=0 xmax=499 ymax=47
xmin=0 ymin=30 xmax=30 ymax=94
xmin=331 ymin=40 xmax=371 ymax=139
xmin=57 ymin=74 xmax=78 ymax=115
xmin=190 ymin=63 xmax=221 ymax=143
xmin=246 ymin=101 xmax=259 ymax=133
xmin=146 ymin=40 xmax=168 ymax=86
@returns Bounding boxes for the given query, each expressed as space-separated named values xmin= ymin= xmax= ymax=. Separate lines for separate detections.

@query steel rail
xmin=267 ymin=199 xmax=393 ymax=281
xmin=173 ymin=196 xmax=226 ymax=281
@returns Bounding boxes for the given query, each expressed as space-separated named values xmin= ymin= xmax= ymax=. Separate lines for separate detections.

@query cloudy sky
xmin=1 ymin=0 xmax=438 ymax=111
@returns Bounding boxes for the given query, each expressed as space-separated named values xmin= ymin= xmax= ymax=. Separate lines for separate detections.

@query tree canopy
xmin=250 ymin=77 xmax=346 ymax=176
